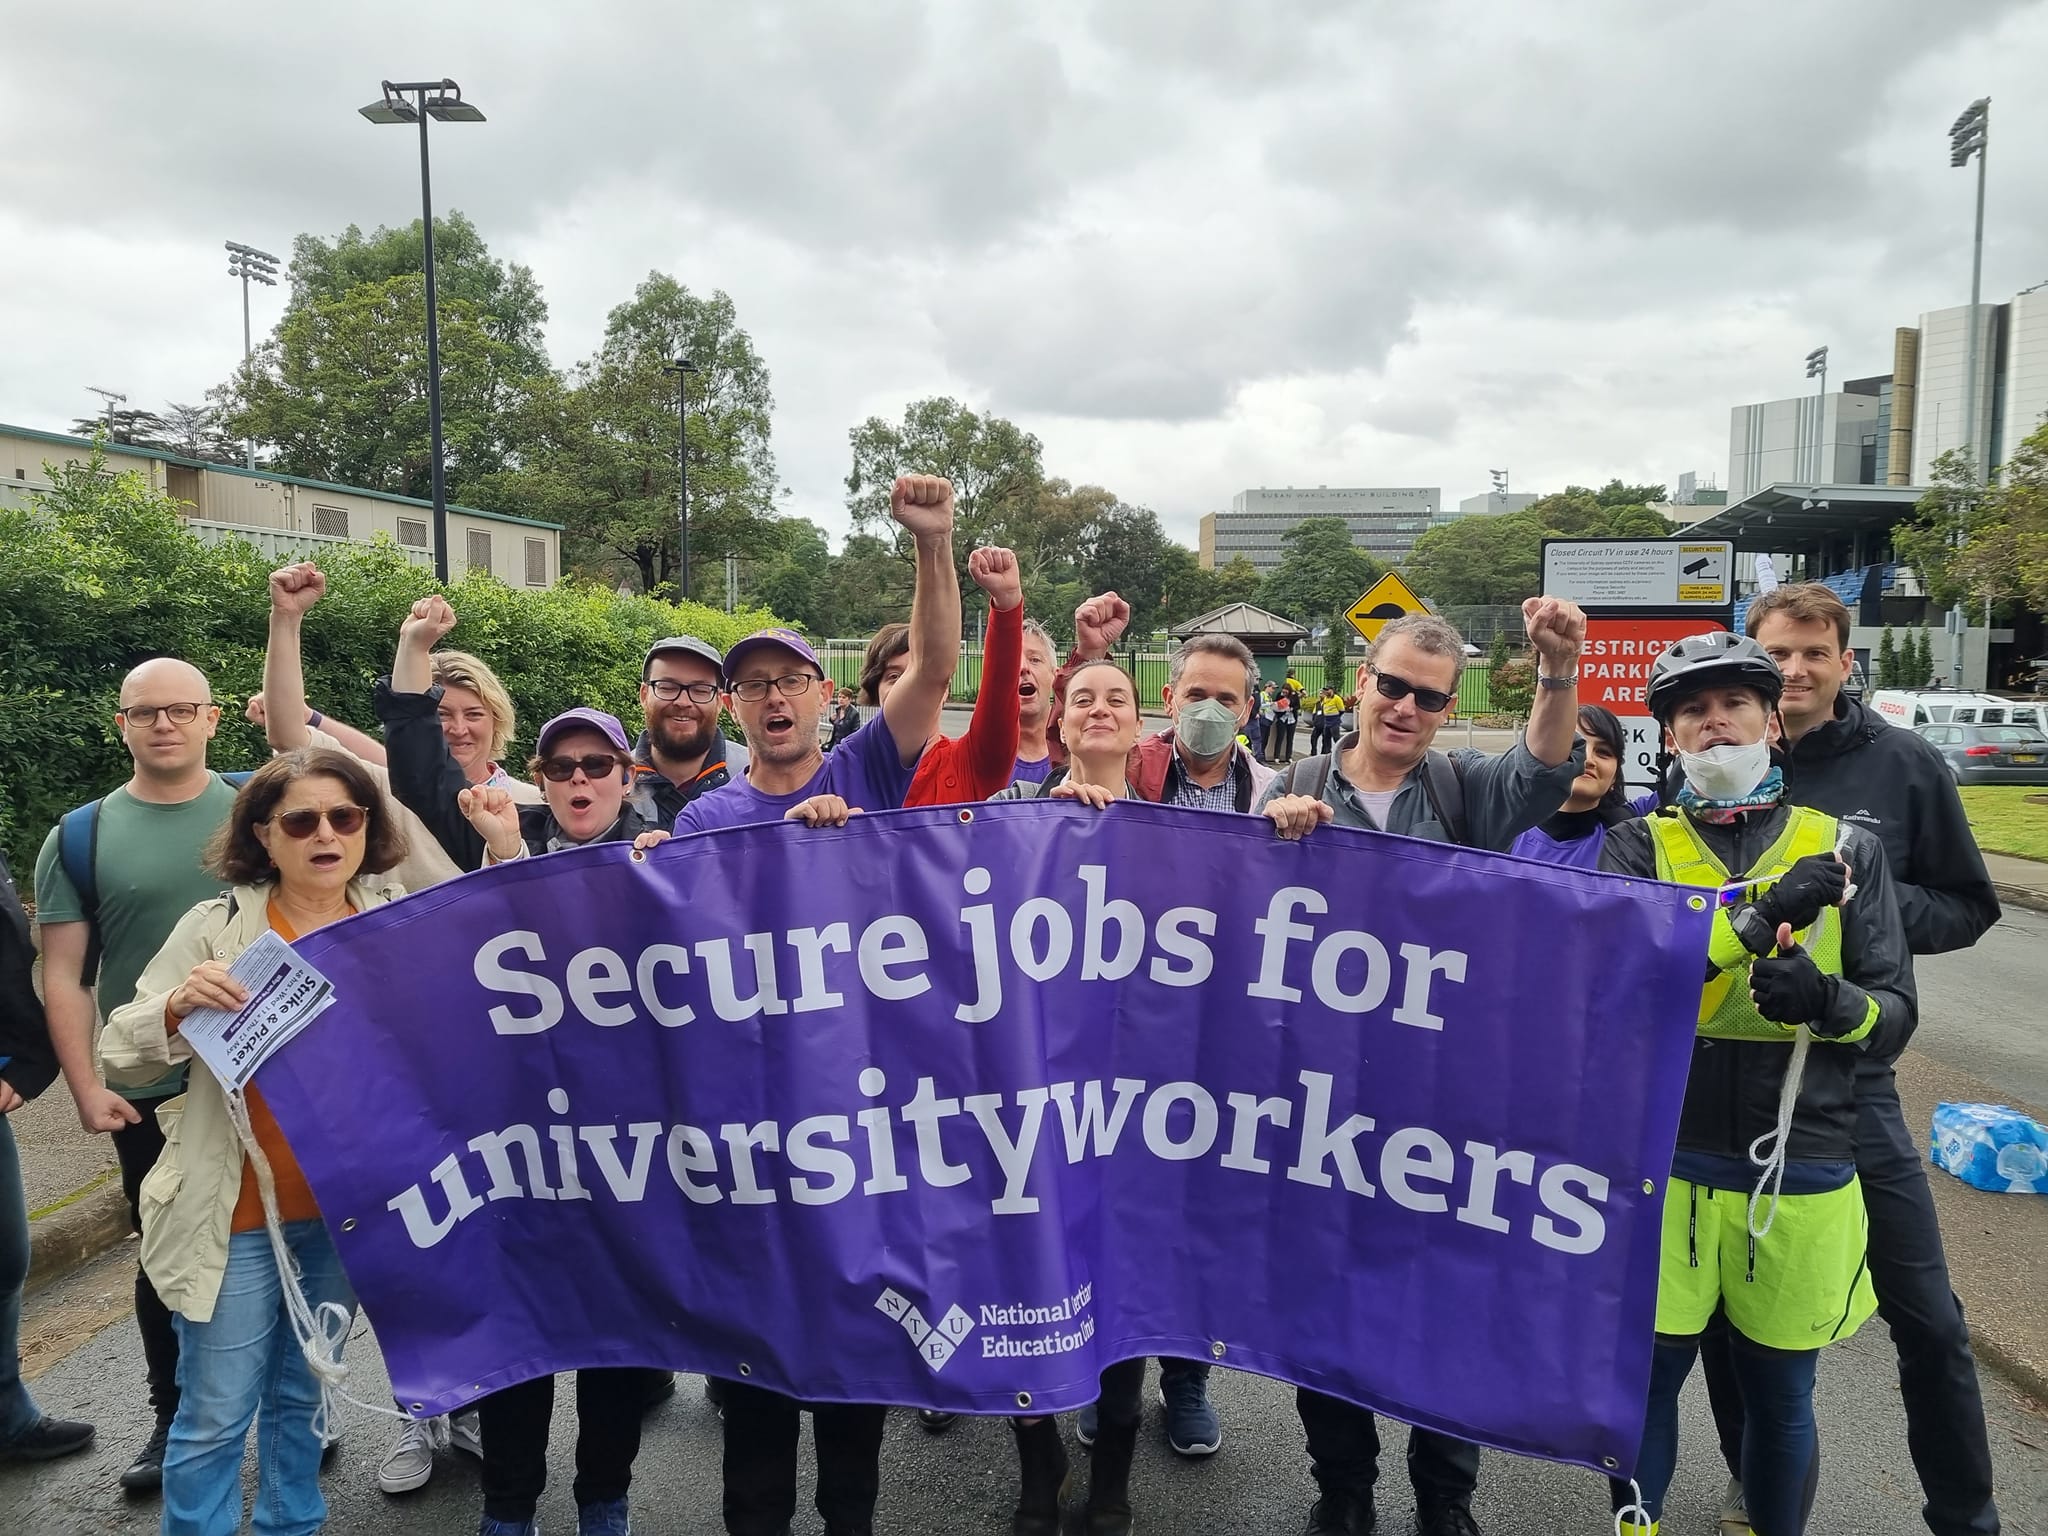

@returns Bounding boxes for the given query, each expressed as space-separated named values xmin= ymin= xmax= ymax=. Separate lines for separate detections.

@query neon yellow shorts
xmin=1656 ymin=1178 xmax=1878 ymax=1351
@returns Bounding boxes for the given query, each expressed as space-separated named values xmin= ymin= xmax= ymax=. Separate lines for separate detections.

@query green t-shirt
xmin=33 ymin=775 xmax=241 ymax=1100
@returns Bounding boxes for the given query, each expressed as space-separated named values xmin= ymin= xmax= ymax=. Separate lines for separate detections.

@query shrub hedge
xmin=0 ymin=449 xmax=777 ymax=891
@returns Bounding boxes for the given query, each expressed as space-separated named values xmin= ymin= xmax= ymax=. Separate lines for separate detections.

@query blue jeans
xmin=163 ymin=1221 xmax=355 ymax=1536
xmin=0 ymin=1114 xmax=41 ymax=1443
xmin=1622 ymin=1330 xmax=1819 ymax=1535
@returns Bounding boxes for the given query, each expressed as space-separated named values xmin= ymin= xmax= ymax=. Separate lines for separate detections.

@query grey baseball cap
xmin=642 ymin=635 xmax=725 ymax=677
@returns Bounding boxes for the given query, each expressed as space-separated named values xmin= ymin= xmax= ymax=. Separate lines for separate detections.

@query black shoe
xmin=1011 ymin=1417 xmax=1071 ymax=1536
xmin=0 ymin=1415 xmax=96 ymax=1463
xmin=119 ymin=1419 xmax=170 ymax=1492
xmin=321 ymin=1433 xmax=340 ymax=1469
xmin=703 ymin=1376 xmax=726 ymax=1417
xmin=1302 ymin=1489 xmax=1377 ymax=1535
xmin=1068 ymin=1417 xmax=1137 ymax=1536
xmin=1415 ymin=1502 xmax=1480 ymax=1536
xmin=642 ymin=1371 xmax=678 ymax=1415
xmin=917 ymin=1409 xmax=959 ymax=1433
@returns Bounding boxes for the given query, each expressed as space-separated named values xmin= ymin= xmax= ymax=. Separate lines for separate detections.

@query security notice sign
xmin=1584 ymin=618 xmax=1728 ymax=794
xmin=1542 ymin=539 xmax=1733 ymax=609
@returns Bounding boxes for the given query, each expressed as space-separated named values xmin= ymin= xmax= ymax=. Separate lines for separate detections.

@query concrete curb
xmin=26 ymin=1180 xmax=132 ymax=1292
xmin=1992 ymin=881 xmax=2048 ymax=917
xmin=1973 ymin=1329 xmax=2048 ymax=1409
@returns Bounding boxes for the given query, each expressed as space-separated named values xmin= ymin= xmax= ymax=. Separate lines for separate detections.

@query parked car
xmin=1914 ymin=722 xmax=2048 ymax=786
xmin=1873 ymin=690 xmax=2048 ymax=733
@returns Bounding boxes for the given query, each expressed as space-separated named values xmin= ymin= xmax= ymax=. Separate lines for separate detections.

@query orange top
xmin=228 ymin=903 xmax=330 ymax=1232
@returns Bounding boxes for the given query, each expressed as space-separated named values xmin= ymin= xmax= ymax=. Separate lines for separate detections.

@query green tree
xmin=845 ymin=398 xmax=1045 ymax=559
xmin=1897 ymin=423 xmax=2048 ymax=618
xmin=1260 ymin=517 xmax=1384 ymax=627
xmin=69 ymin=409 xmax=172 ymax=449
xmin=1208 ymin=555 xmax=1266 ymax=610
xmin=1322 ymin=624 xmax=1351 ymax=691
xmin=1408 ymin=513 xmax=1544 ymax=606
xmin=1877 ymin=626 xmax=1899 ymax=689
xmin=1081 ymin=502 xmax=1181 ymax=635
xmin=1913 ymin=628 xmax=1934 ymax=686
xmin=505 ymin=274 xmax=781 ymax=598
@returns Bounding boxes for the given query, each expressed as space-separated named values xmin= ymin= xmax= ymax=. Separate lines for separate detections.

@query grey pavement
xmin=5 ymin=1247 xmax=2045 ymax=1535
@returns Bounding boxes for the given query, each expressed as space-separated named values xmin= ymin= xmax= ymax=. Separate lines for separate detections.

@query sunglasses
xmin=267 ymin=805 xmax=369 ymax=839
xmin=1367 ymin=666 xmax=1455 ymax=715
xmin=539 ymin=753 xmax=627 ymax=783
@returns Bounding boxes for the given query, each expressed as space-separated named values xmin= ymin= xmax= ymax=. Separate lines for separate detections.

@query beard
xmin=649 ymin=711 xmax=720 ymax=763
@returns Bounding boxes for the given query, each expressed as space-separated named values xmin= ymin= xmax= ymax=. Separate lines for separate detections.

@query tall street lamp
xmin=359 ymin=78 xmax=487 ymax=583
xmin=225 ymin=241 xmax=279 ymax=468
xmin=1804 ymin=346 xmax=1829 ymax=482
xmin=1949 ymin=98 xmax=1989 ymax=477
xmin=662 ymin=357 xmax=699 ymax=600
xmin=1948 ymin=98 xmax=1989 ymax=686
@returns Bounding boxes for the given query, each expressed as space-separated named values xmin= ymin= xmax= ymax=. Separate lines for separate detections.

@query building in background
xmin=0 ymin=421 xmax=561 ymax=588
xmin=1895 ymin=288 xmax=2048 ymax=484
xmin=1454 ymin=490 xmax=1537 ymax=517
xmin=1727 ymin=382 xmax=1885 ymax=500
xmin=1197 ymin=485 xmax=1441 ymax=572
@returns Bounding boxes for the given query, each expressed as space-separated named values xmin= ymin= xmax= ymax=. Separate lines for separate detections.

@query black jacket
xmin=374 ymin=680 xmax=502 ymax=872
xmin=1602 ymin=803 xmax=1917 ymax=1166
xmin=1 ymin=849 xmax=59 ymax=1101
xmin=1777 ymin=695 xmax=2001 ymax=960
xmin=513 ymin=801 xmax=659 ymax=858
xmin=627 ymin=729 xmax=746 ymax=829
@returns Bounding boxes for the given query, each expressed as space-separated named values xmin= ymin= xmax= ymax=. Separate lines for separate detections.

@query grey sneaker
xmin=1717 ymin=1477 xmax=1749 ymax=1536
xmin=449 ymin=1410 xmax=484 ymax=1460
xmin=377 ymin=1415 xmax=447 ymax=1494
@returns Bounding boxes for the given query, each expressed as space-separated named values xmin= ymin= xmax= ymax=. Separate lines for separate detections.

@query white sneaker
xmin=1717 ymin=1477 xmax=1749 ymax=1536
xmin=377 ymin=1415 xmax=448 ymax=1494
xmin=449 ymin=1409 xmax=484 ymax=1460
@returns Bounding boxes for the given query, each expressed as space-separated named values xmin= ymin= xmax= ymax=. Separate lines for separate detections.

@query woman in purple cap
xmin=457 ymin=708 xmax=659 ymax=864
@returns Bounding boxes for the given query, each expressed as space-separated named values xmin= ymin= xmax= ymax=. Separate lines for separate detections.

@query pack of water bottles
xmin=1929 ymin=1102 xmax=2048 ymax=1194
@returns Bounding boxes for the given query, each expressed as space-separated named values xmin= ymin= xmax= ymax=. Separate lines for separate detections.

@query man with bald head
xmin=33 ymin=657 xmax=245 ymax=1496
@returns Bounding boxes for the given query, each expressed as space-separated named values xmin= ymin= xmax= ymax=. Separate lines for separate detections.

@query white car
xmin=1868 ymin=690 xmax=2048 ymax=734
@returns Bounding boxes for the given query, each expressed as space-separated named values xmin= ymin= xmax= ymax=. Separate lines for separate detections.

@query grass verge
xmin=1959 ymin=785 xmax=2048 ymax=862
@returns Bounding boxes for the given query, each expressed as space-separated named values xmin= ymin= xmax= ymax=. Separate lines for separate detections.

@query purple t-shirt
xmin=1010 ymin=755 xmax=1053 ymax=785
xmin=674 ymin=711 xmax=919 ymax=835
xmin=1508 ymin=820 xmax=1610 ymax=869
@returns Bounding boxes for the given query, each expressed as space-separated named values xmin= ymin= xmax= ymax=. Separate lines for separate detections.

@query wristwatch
xmin=1536 ymin=671 xmax=1579 ymax=691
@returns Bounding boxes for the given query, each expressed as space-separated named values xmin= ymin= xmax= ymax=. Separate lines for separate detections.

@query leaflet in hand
xmin=177 ymin=930 xmax=337 ymax=1091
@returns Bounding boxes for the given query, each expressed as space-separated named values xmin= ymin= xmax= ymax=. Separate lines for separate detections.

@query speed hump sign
xmin=1344 ymin=571 xmax=1429 ymax=642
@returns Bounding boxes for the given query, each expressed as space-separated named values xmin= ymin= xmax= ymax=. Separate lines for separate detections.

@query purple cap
xmin=722 ymin=626 xmax=822 ymax=687
xmin=535 ymin=708 xmax=632 ymax=758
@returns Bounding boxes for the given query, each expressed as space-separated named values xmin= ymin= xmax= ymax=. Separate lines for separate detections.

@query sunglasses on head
xmin=1367 ymin=665 xmax=1455 ymax=714
xmin=539 ymin=753 xmax=627 ymax=783
xmin=267 ymin=806 xmax=368 ymax=839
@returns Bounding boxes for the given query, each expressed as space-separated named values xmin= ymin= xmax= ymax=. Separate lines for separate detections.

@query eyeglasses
xmin=644 ymin=678 xmax=721 ymax=705
xmin=539 ymin=753 xmax=627 ymax=783
xmin=730 ymin=673 xmax=822 ymax=703
xmin=1367 ymin=666 xmax=1454 ymax=714
xmin=118 ymin=702 xmax=211 ymax=727
xmin=266 ymin=806 xmax=369 ymax=839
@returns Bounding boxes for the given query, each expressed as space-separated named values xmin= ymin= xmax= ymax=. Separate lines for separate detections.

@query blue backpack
xmin=55 ymin=771 xmax=252 ymax=984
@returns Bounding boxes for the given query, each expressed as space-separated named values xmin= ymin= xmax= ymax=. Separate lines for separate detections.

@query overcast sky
xmin=4 ymin=0 xmax=2045 ymax=545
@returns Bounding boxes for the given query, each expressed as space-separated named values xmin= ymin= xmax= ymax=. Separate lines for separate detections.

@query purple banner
xmin=258 ymin=802 xmax=1708 ymax=1476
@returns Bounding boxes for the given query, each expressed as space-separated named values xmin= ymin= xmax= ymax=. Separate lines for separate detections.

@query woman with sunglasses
xmin=99 ymin=749 xmax=409 ymax=1536
xmin=1507 ymin=704 xmax=1633 ymax=868
xmin=457 ymin=709 xmax=658 ymax=865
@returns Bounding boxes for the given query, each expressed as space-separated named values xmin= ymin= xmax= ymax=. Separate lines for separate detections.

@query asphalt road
xmin=5 ymin=1247 xmax=2045 ymax=1536
xmin=1913 ymin=903 xmax=2048 ymax=1112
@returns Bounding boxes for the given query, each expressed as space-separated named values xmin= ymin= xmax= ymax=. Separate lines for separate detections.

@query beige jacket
xmin=99 ymin=877 xmax=402 ymax=1323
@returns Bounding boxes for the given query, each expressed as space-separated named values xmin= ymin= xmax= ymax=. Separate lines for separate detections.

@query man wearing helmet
xmin=1597 ymin=631 xmax=1916 ymax=1536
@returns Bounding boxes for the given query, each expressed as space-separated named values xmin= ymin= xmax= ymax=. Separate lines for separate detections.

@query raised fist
xmin=889 ymin=475 xmax=956 ymax=539
xmin=401 ymin=594 xmax=459 ymax=650
xmin=1074 ymin=592 xmax=1131 ymax=659
xmin=269 ymin=562 xmax=326 ymax=617
xmin=1522 ymin=595 xmax=1588 ymax=668
xmin=968 ymin=546 xmax=1023 ymax=612
xmin=457 ymin=784 xmax=523 ymax=861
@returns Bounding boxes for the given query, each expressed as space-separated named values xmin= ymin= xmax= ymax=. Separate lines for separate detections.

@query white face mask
xmin=1677 ymin=738 xmax=1772 ymax=801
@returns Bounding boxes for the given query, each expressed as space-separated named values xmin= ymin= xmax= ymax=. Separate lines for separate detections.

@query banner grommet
xmin=1209 ymin=1341 xmax=1227 ymax=1359
xmin=1686 ymin=894 xmax=1708 ymax=911
xmin=1015 ymin=1391 xmax=1033 ymax=1409
xmin=1602 ymin=1455 xmax=1618 ymax=1470
xmin=737 ymin=1362 xmax=752 ymax=1377
xmin=1641 ymin=1180 xmax=1656 ymax=1195
xmin=340 ymin=1218 xmax=357 ymax=1232
xmin=957 ymin=808 xmax=975 ymax=824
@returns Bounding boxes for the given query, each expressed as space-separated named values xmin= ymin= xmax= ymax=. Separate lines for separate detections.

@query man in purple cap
xmin=632 ymin=635 xmax=749 ymax=826
xmin=457 ymin=708 xmax=660 ymax=861
xmin=675 ymin=475 xmax=960 ymax=842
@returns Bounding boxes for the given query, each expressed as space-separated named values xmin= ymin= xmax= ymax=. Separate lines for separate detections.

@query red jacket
xmin=904 ymin=601 xmax=1024 ymax=806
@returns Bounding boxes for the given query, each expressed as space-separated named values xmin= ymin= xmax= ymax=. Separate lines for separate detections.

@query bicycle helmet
xmin=1644 ymin=630 xmax=1784 ymax=722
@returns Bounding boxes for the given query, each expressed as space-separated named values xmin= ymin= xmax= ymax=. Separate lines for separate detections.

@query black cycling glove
xmin=1754 ymin=852 xmax=1847 ymax=935
xmin=1749 ymin=943 xmax=1840 ymax=1030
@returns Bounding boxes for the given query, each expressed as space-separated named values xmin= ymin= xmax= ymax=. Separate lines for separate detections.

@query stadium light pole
xmin=662 ymin=358 xmax=699 ymax=600
xmin=1804 ymin=346 xmax=1829 ymax=483
xmin=359 ymin=78 xmax=487 ymax=582
xmin=1947 ymin=98 xmax=1989 ymax=686
xmin=225 ymin=242 xmax=279 ymax=468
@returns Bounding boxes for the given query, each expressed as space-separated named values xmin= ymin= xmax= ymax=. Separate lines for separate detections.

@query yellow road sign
xmin=1345 ymin=571 xmax=1428 ymax=642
